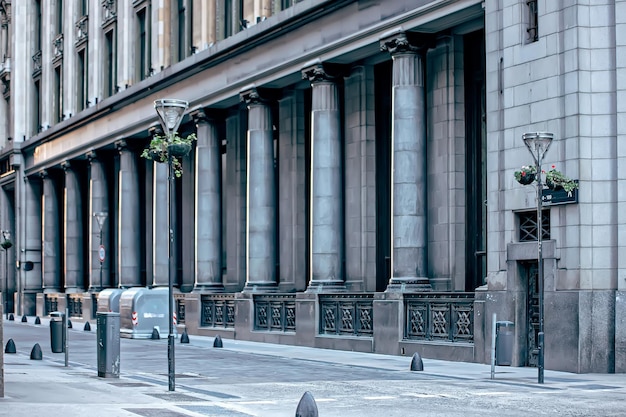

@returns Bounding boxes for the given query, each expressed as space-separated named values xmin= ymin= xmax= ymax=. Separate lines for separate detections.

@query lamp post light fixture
xmin=154 ymin=98 xmax=189 ymax=392
xmin=93 ymin=212 xmax=108 ymax=291
xmin=522 ymin=131 xmax=553 ymax=384
xmin=1 ymin=230 xmax=12 ymax=319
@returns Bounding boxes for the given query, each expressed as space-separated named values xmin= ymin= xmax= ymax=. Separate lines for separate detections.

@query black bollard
xmin=295 ymin=391 xmax=319 ymax=417
xmin=5 ymin=338 xmax=16 ymax=354
xmin=180 ymin=328 xmax=190 ymax=344
xmin=35 ymin=316 xmax=41 ymax=325
xmin=67 ymin=319 xmax=73 ymax=329
xmin=9 ymin=313 xmax=14 ymax=321
xmin=30 ymin=343 xmax=43 ymax=360
xmin=21 ymin=315 xmax=28 ymax=323
xmin=84 ymin=321 xmax=91 ymax=331
xmin=213 ymin=335 xmax=223 ymax=348
xmin=151 ymin=327 xmax=160 ymax=340
xmin=410 ymin=352 xmax=424 ymax=371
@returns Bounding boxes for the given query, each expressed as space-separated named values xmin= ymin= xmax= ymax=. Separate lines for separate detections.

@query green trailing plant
xmin=544 ymin=165 xmax=578 ymax=194
xmin=1 ymin=238 xmax=12 ymax=250
xmin=514 ymin=165 xmax=537 ymax=185
xmin=141 ymin=133 xmax=197 ymax=177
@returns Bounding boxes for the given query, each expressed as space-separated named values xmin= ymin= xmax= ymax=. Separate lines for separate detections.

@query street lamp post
xmin=154 ymin=98 xmax=189 ymax=392
xmin=522 ymin=132 xmax=553 ymax=384
xmin=1 ymin=230 xmax=12 ymax=319
xmin=93 ymin=212 xmax=108 ymax=291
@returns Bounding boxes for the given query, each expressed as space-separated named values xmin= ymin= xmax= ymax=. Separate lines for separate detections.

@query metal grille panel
xmin=319 ymin=294 xmax=373 ymax=337
xmin=405 ymin=293 xmax=474 ymax=342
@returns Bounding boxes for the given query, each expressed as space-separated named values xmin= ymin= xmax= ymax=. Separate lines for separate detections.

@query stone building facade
xmin=0 ymin=0 xmax=624 ymax=373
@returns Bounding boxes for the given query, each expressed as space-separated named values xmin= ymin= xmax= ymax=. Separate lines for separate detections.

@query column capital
xmin=86 ymin=150 xmax=98 ymax=161
xmin=380 ymin=31 xmax=426 ymax=55
xmin=302 ymin=63 xmax=334 ymax=84
xmin=240 ymin=88 xmax=263 ymax=106
xmin=191 ymin=108 xmax=210 ymax=125
xmin=114 ymin=139 xmax=127 ymax=152
xmin=148 ymin=126 xmax=163 ymax=137
xmin=39 ymin=169 xmax=49 ymax=179
xmin=61 ymin=160 xmax=71 ymax=171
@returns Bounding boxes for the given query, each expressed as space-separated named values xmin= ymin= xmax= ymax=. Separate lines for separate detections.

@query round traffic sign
xmin=98 ymin=245 xmax=106 ymax=262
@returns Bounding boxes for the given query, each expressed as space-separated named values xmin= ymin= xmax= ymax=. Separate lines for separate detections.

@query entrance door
xmin=522 ymin=261 xmax=539 ymax=367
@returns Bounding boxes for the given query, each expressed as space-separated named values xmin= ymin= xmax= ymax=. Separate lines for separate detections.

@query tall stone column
xmin=303 ymin=64 xmax=345 ymax=291
xmin=241 ymin=89 xmax=277 ymax=292
xmin=23 ymin=177 xmax=42 ymax=313
xmin=192 ymin=109 xmax=223 ymax=292
xmin=62 ymin=161 xmax=84 ymax=293
xmin=150 ymin=128 xmax=169 ymax=287
xmin=381 ymin=31 xmax=430 ymax=291
xmin=117 ymin=141 xmax=142 ymax=287
xmin=40 ymin=170 xmax=61 ymax=293
xmin=88 ymin=152 xmax=110 ymax=290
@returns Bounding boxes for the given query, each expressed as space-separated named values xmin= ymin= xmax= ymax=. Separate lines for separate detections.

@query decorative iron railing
xmin=319 ymin=294 xmax=373 ymax=337
xmin=200 ymin=294 xmax=235 ymax=328
xmin=67 ymin=294 xmax=83 ymax=318
xmin=45 ymin=294 xmax=59 ymax=315
xmin=404 ymin=293 xmax=474 ymax=342
xmin=253 ymin=295 xmax=296 ymax=332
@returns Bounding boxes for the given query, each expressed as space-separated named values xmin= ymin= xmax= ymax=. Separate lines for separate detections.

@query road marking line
xmin=363 ymin=396 xmax=396 ymax=400
xmin=472 ymin=391 xmax=512 ymax=396
xmin=314 ymin=398 xmax=338 ymax=403
xmin=234 ymin=400 xmax=277 ymax=405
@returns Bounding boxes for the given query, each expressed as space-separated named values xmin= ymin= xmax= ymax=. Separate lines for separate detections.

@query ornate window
xmin=526 ymin=0 xmax=538 ymax=43
xmin=519 ymin=210 xmax=550 ymax=242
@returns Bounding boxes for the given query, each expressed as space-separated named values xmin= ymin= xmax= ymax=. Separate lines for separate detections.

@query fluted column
xmin=62 ymin=161 xmax=84 ymax=293
xmin=88 ymin=151 xmax=110 ymax=290
xmin=150 ymin=128 xmax=169 ymax=287
xmin=117 ymin=141 xmax=142 ymax=287
xmin=303 ymin=64 xmax=345 ymax=291
xmin=381 ymin=31 xmax=430 ymax=291
xmin=192 ymin=109 xmax=224 ymax=292
xmin=23 ymin=177 xmax=43 ymax=313
xmin=40 ymin=170 xmax=61 ymax=293
xmin=241 ymin=89 xmax=277 ymax=292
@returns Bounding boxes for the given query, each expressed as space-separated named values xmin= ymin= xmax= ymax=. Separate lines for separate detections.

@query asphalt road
xmin=2 ymin=318 xmax=626 ymax=417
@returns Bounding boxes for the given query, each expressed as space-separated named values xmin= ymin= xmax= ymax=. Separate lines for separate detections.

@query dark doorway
xmin=521 ymin=260 xmax=539 ymax=367
xmin=374 ymin=60 xmax=392 ymax=292
xmin=464 ymin=30 xmax=486 ymax=291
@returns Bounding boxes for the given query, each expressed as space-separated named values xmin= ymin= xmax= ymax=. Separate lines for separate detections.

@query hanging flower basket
xmin=514 ymin=165 xmax=536 ymax=185
xmin=544 ymin=165 xmax=578 ymax=194
xmin=141 ymin=133 xmax=197 ymax=177
xmin=1 ymin=239 xmax=13 ymax=250
xmin=167 ymin=142 xmax=191 ymax=157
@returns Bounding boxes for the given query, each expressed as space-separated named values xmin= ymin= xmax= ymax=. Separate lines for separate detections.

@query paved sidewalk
xmin=2 ymin=317 xmax=625 ymax=417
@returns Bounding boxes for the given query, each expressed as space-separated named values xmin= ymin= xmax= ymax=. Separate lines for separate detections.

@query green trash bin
xmin=50 ymin=311 xmax=65 ymax=353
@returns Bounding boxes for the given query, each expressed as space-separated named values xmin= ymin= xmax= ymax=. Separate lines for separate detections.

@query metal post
xmin=4 ymin=245 xmax=7 ymax=319
xmin=154 ymin=98 xmax=188 ymax=393
xmin=522 ymin=132 xmax=553 ymax=385
xmin=99 ymin=230 xmax=103 ymax=291
xmin=167 ymin=140 xmax=176 ymax=392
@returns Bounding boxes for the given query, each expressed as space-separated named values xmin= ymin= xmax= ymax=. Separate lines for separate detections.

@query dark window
xmin=527 ymin=1 xmax=538 ymax=43
xmin=177 ymin=0 xmax=186 ymax=61
xmin=54 ymin=65 xmax=63 ymax=123
xmin=104 ymin=30 xmax=115 ymax=97
xmin=57 ymin=0 xmax=64 ymax=34
xmin=34 ymin=0 xmax=42 ymax=51
xmin=519 ymin=210 xmax=550 ymax=242
xmin=77 ymin=49 xmax=87 ymax=111
xmin=136 ymin=8 xmax=147 ymax=80
xmin=33 ymin=79 xmax=41 ymax=134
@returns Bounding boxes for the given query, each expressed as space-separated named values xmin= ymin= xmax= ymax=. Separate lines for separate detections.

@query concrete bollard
xmin=84 ymin=321 xmax=91 ymax=331
xmin=213 ymin=335 xmax=223 ymax=348
xmin=180 ymin=328 xmax=190 ymax=344
xmin=295 ymin=391 xmax=319 ymax=417
xmin=30 ymin=343 xmax=43 ymax=360
xmin=21 ymin=315 xmax=28 ymax=323
xmin=34 ymin=316 xmax=41 ymax=325
xmin=8 ymin=313 xmax=14 ymax=321
xmin=410 ymin=352 xmax=424 ymax=371
xmin=151 ymin=327 xmax=160 ymax=340
xmin=5 ymin=338 xmax=16 ymax=354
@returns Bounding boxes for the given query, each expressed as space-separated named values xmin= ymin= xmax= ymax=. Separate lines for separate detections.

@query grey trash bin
xmin=496 ymin=321 xmax=515 ymax=366
xmin=49 ymin=311 xmax=65 ymax=353
xmin=97 ymin=312 xmax=120 ymax=378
